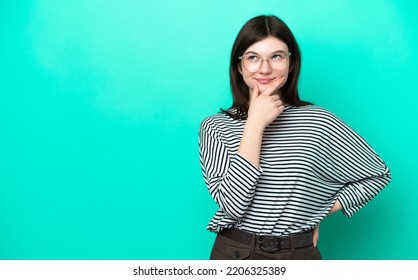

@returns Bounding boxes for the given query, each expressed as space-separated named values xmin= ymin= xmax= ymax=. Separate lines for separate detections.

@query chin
xmin=256 ymin=83 xmax=270 ymax=92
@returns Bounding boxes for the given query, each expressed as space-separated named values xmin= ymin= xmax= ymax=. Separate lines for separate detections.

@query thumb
xmin=251 ymin=81 xmax=260 ymax=102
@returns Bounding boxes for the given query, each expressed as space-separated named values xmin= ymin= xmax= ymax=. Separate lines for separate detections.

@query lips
xmin=255 ymin=78 xmax=274 ymax=85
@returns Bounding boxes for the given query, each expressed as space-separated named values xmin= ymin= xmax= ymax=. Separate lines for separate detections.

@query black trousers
xmin=210 ymin=229 xmax=322 ymax=260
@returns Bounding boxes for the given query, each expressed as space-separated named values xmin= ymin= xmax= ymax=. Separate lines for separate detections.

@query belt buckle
xmin=259 ymin=236 xmax=280 ymax=252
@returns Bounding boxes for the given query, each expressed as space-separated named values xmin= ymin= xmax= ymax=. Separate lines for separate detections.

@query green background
xmin=1 ymin=0 xmax=417 ymax=260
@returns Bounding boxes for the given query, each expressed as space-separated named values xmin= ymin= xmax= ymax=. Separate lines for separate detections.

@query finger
xmin=251 ymin=81 xmax=260 ymax=102
xmin=313 ymin=226 xmax=319 ymax=247
xmin=270 ymin=94 xmax=282 ymax=102
xmin=270 ymin=94 xmax=283 ymax=107
xmin=274 ymin=100 xmax=284 ymax=111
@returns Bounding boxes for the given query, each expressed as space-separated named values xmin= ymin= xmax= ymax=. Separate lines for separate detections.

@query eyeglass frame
xmin=238 ymin=51 xmax=292 ymax=73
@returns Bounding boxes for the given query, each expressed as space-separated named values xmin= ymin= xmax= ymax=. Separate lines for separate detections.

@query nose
xmin=258 ymin=58 xmax=272 ymax=74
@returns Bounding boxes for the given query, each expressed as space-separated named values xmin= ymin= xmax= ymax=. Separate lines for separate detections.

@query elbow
xmin=382 ymin=165 xmax=392 ymax=185
xmin=213 ymin=193 xmax=249 ymax=220
xmin=222 ymin=205 xmax=247 ymax=220
xmin=386 ymin=166 xmax=392 ymax=180
xmin=210 ymin=179 xmax=255 ymax=220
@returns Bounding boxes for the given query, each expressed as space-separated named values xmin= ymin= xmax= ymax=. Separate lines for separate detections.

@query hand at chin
xmin=254 ymin=83 xmax=270 ymax=93
xmin=255 ymin=77 xmax=286 ymax=94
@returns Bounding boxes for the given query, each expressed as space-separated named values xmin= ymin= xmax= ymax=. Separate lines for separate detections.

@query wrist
xmin=245 ymin=117 xmax=267 ymax=134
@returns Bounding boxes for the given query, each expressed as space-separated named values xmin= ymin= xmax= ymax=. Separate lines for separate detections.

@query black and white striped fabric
xmin=198 ymin=105 xmax=391 ymax=236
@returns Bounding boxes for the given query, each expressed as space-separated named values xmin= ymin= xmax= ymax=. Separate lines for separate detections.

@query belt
xmin=221 ymin=227 xmax=313 ymax=253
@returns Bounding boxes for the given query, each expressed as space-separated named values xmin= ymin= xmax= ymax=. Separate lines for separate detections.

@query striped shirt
xmin=198 ymin=105 xmax=391 ymax=236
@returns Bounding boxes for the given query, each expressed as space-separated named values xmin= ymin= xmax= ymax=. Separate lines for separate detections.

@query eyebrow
xmin=244 ymin=50 xmax=287 ymax=55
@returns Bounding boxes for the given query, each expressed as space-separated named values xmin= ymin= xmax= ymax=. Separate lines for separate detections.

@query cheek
xmin=281 ymin=72 xmax=290 ymax=83
xmin=243 ymin=76 xmax=253 ymax=89
xmin=258 ymin=73 xmax=290 ymax=92
xmin=241 ymin=72 xmax=255 ymax=89
xmin=239 ymin=68 xmax=290 ymax=91
xmin=277 ymin=70 xmax=291 ymax=85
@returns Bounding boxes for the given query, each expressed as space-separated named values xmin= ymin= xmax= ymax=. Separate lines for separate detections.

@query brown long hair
xmin=223 ymin=15 xmax=312 ymax=119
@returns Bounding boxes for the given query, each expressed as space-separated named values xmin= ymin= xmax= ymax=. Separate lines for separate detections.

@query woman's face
xmin=239 ymin=36 xmax=291 ymax=97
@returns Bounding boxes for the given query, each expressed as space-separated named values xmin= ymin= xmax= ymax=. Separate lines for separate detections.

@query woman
xmin=198 ymin=15 xmax=391 ymax=260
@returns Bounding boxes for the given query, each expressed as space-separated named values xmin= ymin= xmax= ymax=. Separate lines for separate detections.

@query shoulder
xmin=286 ymin=105 xmax=354 ymax=132
xmin=291 ymin=104 xmax=334 ymax=116
xmin=200 ymin=112 xmax=228 ymax=126
xmin=297 ymin=105 xmax=363 ymax=139
xmin=287 ymin=105 xmax=342 ymax=122
xmin=200 ymin=110 xmax=241 ymax=130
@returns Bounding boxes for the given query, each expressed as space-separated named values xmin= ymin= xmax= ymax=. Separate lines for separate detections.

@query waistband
xmin=220 ymin=227 xmax=313 ymax=252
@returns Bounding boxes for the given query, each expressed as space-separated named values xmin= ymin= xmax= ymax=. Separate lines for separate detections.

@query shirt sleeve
xmin=323 ymin=112 xmax=392 ymax=218
xmin=198 ymin=118 xmax=262 ymax=220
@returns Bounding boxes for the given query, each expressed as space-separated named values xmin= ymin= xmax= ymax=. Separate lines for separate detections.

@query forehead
xmin=244 ymin=36 xmax=288 ymax=54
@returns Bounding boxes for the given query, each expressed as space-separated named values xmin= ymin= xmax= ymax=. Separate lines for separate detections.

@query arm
xmin=313 ymin=113 xmax=390 ymax=246
xmin=328 ymin=200 xmax=342 ymax=215
xmin=313 ymin=199 xmax=342 ymax=247
xmin=237 ymin=80 xmax=285 ymax=167
xmin=324 ymin=112 xmax=391 ymax=217
xmin=199 ymin=80 xmax=286 ymax=219
xmin=199 ymin=120 xmax=262 ymax=220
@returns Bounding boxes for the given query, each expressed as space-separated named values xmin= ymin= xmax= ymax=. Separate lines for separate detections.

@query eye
xmin=246 ymin=55 xmax=260 ymax=62
xmin=271 ymin=53 xmax=285 ymax=60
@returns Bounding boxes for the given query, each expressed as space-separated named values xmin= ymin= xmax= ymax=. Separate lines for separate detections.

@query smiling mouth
xmin=255 ymin=78 xmax=274 ymax=84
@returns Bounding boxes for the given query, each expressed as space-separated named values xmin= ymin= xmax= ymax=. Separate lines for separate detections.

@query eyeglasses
xmin=238 ymin=51 xmax=291 ymax=73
